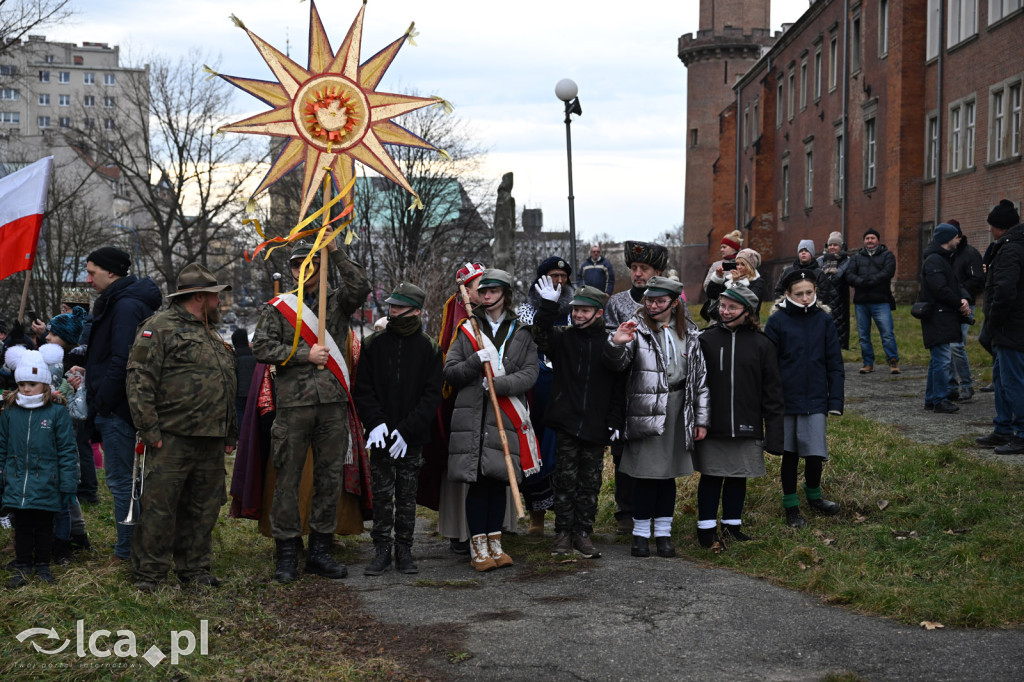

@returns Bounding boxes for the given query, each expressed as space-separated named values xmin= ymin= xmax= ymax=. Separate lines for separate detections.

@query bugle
xmin=120 ymin=438 xmax=146 ymax=526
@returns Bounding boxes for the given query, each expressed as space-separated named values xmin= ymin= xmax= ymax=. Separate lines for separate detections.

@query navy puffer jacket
xmin=764 ymin=299 xmax=845 ymax=415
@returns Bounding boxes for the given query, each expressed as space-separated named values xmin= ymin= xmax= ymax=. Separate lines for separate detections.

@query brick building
xmin=716 ymin=0 xmax=1024 ymax=298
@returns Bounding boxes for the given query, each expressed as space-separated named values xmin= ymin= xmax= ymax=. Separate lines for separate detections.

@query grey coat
xmin=444 ymin=318 xmax=539 ymax=484
xmin=603 ymin=312 xmax=710 ymax=453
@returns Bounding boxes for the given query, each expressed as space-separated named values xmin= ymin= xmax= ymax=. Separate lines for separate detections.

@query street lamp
xmin=555 ymin=78 xmax=582 ymax=278
xmin=111 ymin=224 xmax=142 ymax=276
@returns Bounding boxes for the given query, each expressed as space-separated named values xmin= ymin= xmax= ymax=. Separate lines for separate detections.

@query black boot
xmin=655 ymin=537 xmax=676 ymax=558
xmin=34 ymin=563 xmax=54 ymax=583
xmin=721 ymin=524 xmax=751 ymax=542
xmin=53 ymin=538 xmax=73 ymax=566
xmin=394 ymin=543 xmax=418 ymax=574
xmin=785 ymin=506 xmax=807 ymax=528
xmin=274 ymin=538 xmax=299 ymax=583
xmin=630 ymin=535 xmax=650 ymax=557
xmin=807 ymin=498 xmax=841 ymax=515
xmin=363 ymin=542 xmax=392 ymax=576
xmin=305 ymin=532 xmax=348 ymax=579
xmin=69 ymin=533 xmax=92 ymax=552
xmin=697 ymin=527 xmax=720 ymax=548
xmin=6 ymin=563 xmax=31 ymax=589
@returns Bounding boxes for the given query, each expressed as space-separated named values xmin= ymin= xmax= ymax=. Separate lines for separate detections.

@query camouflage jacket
xmin=127 ymin=301 xmax=238 ymax=445
xmin=252 ymin=249 xmax=370 ymax=408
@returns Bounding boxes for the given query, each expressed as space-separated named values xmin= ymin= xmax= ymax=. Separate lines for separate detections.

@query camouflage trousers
xmin=270 ymin=403 xmax=349 ymax=539
xmin=131 ymin=433 xmax=227 ymax=582
xmin=369 ymin=445 xmax=423 ymax=546
xmin=552 ymin=431 xmax=606 ymax=534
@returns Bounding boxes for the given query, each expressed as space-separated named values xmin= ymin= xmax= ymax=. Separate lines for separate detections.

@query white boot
xmin=487 ymin=532 xmax=514 ymax=568
xmin=470 ymin=534 xmax=496 ymax=572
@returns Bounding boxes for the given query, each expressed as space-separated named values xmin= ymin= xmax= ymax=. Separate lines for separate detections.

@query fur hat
xmin=47 ymin=306 xmax=86 ymax=347
xmin=827 ymin=231 xmax=843 ymax=247
xmin=86 ymin=246 xmax=132 ymax=277
xmin=987 ymin=199 xmax=1020 ymax=230
xmin=736 ymin=248 xmax=762 ymax=271
xmin=624 ymin=241 xmax=668 ymax=272
xmin=12 ymin=349 xmax=52 ymax=385
xmin=721 ymin=230 xmax=743 ymax=252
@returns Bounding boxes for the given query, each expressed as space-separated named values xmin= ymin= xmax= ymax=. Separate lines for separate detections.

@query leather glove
xmin=534 ymin=275 xmax=561 ymax=302
xmin=389 ymin=429 xmax=408 ymax=459
xmin=366 ymin=423 xmax=389 ymax=449
xmin=609 ymin=429 xmax=620 ymax=442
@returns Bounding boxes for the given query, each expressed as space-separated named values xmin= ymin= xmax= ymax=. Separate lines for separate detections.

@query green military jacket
xmin=127 ymin=301 xmax=238 ymax=445
xmin=252 ymin=248 xmax=370 ymax=409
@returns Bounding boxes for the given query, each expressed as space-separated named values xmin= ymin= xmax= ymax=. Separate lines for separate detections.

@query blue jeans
xmin=925 ymin=344 xmax=952 ymax=407
xmin=992 ymin=347 xmax=1024 ymax=437
xmin=855 ymin=303 xmax=899 ymax=367
xmin=948 ymin=308 xmax=973 ymax=393
xmin=95 ymin=413 xmax=136 ymax=558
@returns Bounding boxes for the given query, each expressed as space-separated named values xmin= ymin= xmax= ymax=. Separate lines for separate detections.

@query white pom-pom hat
xmin=12 ymin=349 xmax=52 ymax=385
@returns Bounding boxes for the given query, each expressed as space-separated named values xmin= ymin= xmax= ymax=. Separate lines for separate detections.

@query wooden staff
xmin=316 ymin=174 xmax=334 ymax=370
xmin=459 ymin=283 xmax=525 ymax=518
xmin=17 ymin=268 xmax=32 ymax=322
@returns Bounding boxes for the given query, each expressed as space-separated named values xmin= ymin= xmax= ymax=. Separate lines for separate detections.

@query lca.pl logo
xmin=15 ymin=619 xmax=209 ymax=667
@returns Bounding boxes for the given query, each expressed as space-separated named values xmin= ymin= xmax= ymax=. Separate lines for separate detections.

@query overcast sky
xmin=47 ymin=0 xmax=812 ymax=242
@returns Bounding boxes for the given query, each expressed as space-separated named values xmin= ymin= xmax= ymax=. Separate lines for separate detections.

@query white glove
xmin=366 ymin=423 xmax=389 ymax=449
xmin=609 ymin=429 xmax=620 ymax=442
xmin=534 ymin=274 xmax=561 ymax=302
xmin=389 ymin=429 xmax=408 ymax=459
xmin=476 ymin=348 xmax=498 ymax=367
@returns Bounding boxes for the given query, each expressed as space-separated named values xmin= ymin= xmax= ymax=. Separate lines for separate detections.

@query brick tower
xmin=679 ymin=1 xmax=774 ymax=244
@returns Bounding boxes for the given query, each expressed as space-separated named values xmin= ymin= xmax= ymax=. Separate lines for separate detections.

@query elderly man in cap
xmin=252 ymin=237 xmax=370 ymax=582
xmin=353 ymin=282 xmax=443 ymax=576
xmin=126 ymin=263 xmax=238 ymax=591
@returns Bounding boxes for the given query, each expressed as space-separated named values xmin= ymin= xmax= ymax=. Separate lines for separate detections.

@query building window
xmin=948 ymin=97 xmax=976 ymax=171
xmin=776 ymin=82 xmax=784 ymax=127
xmin=743 ymin=105 xmax=750 ymax=149
xmin=59 ymin=94 xmax=70 ymax=106
xmin=690 ymin=128 xmax=698 ymax=147
xmin=104 ymin=73 xmax=116 ymax=86
xmin=84 ymin=95 xmax=95 ymax=107
xmin=39 ymin=70 xmax=49 ymax=83
xmin=800 ymin=59 xmax=808 ymax=111
xmin=0 ymin=65 xmax=17 ymax=76
xmin=829 ymin=35 xmax=838 ymax=91
xmin=965 ymin=100 xmax=976 ymax=168
xmin=990 ymin=0 xmax=1024 ymax=22
xmin=926 ymin=115 xmax=939 ymax=180
xmin=787 ymin=69 xmax=795 ymax=121
xmin=950 ymin=104 xmax=963 ymax=170
xmin=992 ymin=89 xmax=1006 ymax=162
xmin=805 ymin=149 xmax=814 ymax=209
xmin=782 ymin=162 xmax=790 ymax=218
xmin=58 ymin=71 xmax=69 ymax=83
xmin=927 ymin=0 xmax=942 ymax=59
xmin=1 ymin=112 xmax=21 ymax=124
xmin=37 ymin=116 xmax=50 ymax=128
xmin=880 ymin=0 xmax=890 ymax=56
xmin=865 ymin=119 xmax=877 ymax=189
xmin=834 ymin=131 xmax=845 ymax=201
xmin=83 ymin=117 xmax=95 ymax=130
xmin=948 ymin=0 xmax=978 ymax=47
xmin=83 ymin=72 xmax=95 ymax=85
xmin=104 ymin=118 xmax=115 ymax=130
xmin=38 ymin=93 xmax=49 ymax=106
xmin=103 ymin=95 xmax=115 ymax=108
xmin=58 ymin=116 xmax=70 ymax=128
xmin=1012 ymin=82 xmax=1022 ymax=156
xmin=752 ymin=98 xmax=759 ymax=140
xmin=852 ymin=13 xmax=862 ymax=72
xmin=0 ymin=88 xmax=19 ymax=101
xmin=814 ymin=48 xmax=822 ymax=100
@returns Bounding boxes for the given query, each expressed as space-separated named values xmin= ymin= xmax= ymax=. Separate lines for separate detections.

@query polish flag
xmin=0 ymin=156 xmax=54 ymax=282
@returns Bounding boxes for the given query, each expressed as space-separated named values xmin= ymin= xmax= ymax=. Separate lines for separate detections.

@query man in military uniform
xmin=252 ymin=238 xmax=370 ymax=582
xmin=126 ymin=263 xmax=237 ymax=591
xmin=353 ymin=282 xmax=443 ymax=576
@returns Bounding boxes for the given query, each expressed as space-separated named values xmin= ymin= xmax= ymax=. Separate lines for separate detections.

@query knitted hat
xmin=384 ymin=282 xmax=426 ymax=309
xmin=720 ymin=284 xmax=759 ymax=313
xmin=623 ymin=241 xmax=668 ymax=271
xmin=797 ymin=239 xmax=815 ymax=254
xmin=536 ymin=256 xmax=571 ymax=278
xmin=12 ymin=349 xmax=51 ymax=385
xmin=87 ymin=246 xmax=131 ymax=277
xmin=987 ymin=199 xmax=1020 ymax=230
xmin=932 ymin=223 xmax=959 ymax=245
xmin=47 ymin=306 xmax=86 ymax=346
xmin=571 ymin=286 xmax=609 ymax=309
xmin=455 ymin=262 xmax=485 ymax=286
xmin=827 ymin=231 xmax=843 ymax=247
xmin=478 ymin=269 xmax=513 ymax=289
xmin=643 ymin=276 xmax=684 ymax=299
xmin=721 ymin=230 xmax=743 ymax=252
xmin=863 ymin=228 xmax=881 ymax=240
xmin=736 ymin=248 xmax=761 ymax=271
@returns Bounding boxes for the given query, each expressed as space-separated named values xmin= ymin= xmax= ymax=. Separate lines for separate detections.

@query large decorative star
xmin=218 ymin=0 xmax=445 ymax=220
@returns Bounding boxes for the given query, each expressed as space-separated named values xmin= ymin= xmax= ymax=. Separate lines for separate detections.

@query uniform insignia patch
xmin=141 ymin=330 xmax=153 ymax=338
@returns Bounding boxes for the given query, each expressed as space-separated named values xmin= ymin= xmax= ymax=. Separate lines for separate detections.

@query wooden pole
xmin=459 ymin=283 xmax=526 ymax=518
xmin=316 ymin=176 xmax=332 ymax=370
xmin=17 ymin=268 xmax=32 ymax=322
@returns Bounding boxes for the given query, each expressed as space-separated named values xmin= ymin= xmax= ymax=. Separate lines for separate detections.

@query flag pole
xmin=17 ymin=268 xmax=32 ymax=321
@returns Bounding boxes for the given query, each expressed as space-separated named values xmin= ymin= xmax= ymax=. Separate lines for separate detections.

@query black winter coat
xmin=352 ymin=326 xmax=443 ymax=446
xmin=845 ymin=245 xmax=897 ymax=304
xmin=85 ymin=275 xmax=162 ymax=425
xmin=764 ymin=300 xmax=845 ymax=415
xmin=817 ymin=253 xmax=851 ymax=349
xmin=698 ymin=323 xmax=785 ymax=454
xmin=919 ymin=242 xmax=967 ymax=349
xmin=531 ymin=299 xmax=625 ymax=444
xmin=952 ymin=237 xmax=985 ymax=304
xmin=981 ymin=223 xmax=1024 ymax=352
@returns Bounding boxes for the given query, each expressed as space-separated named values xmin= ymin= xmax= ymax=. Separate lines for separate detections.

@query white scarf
xmin=16 ymin=393 xmax=46 ymax=409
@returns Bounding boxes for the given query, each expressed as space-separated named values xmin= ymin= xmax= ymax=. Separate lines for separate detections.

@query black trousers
xmin=466 ymin=477 xmax=508 ymax=536
xmin=697 ymin=475 xmax=747 ymax=522
xmin=632 ymin=478 xmax=676 ymax=520
xmin=12 ymin=508 xmax=55 ymax=566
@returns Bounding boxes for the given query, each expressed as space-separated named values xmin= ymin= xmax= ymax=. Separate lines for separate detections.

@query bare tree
xmin=0 ymin=0 xmax=73 ymax=57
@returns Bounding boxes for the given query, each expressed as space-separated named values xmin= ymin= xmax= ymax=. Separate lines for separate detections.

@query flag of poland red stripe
xmin=0 ymin=156 xmax=54 ymax=281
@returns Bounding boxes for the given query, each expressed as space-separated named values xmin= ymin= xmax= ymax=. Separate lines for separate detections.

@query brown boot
xmin=469 ymin=534 xmax=496 ymax=572
xmin=487 ymin=532 xmax=514 ymax=568
xmin=859 ymin=365 xmax=873 ymax=374
xmin=889 ymin=358 xmax=900 ymax=374
xmin=528 ymin=510 xmax=545 ymax=536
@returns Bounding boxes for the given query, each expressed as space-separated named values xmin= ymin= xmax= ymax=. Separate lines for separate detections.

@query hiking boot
xmin=976 ymin=431 xmax=1012 ymax=448
xmin=487 ymin=533 xmax=513 ymax=568
xmin=946 ymin=389 xmax=961 ymax=402
xmin=616 ymin=517 xmax=633 ymax=536
xmin=859 ymin=365 xmax=873 ymax=374
xmin=134 ymin=579 xmax=158 ymax=592
xmin=889 ymin=358 xmax=901 ymax=374
xmin=721 ymin=524 xmax=751 ymax=542
xmin=654 ymin=537 xmax=676 ymax=558
xmin=957 ymin=388 xmax=974 ymax=402
xmin=469 ymin=534 xmax=496 ymax=572
xmin=979 ymin=382 xmax=995 ymax=393
xmin=551 ymin=531 xmax=572 ymax=556
xmin=807 ymin=498 xmax=841 ymax=515
xmin=34 ymin=564 xmax=54 ymax=583
xmin=394 ymin=543 xmax=418 ymax=574
xmin=52 ymin=538 xmax=73 ymax=566
xmin=69 ymin=533 xmax=92 ymax=552
xmin=527 ymin=510 xmax=546 ymax=536
xmin=697 ymin=527 xmax=720 ymax=548
xmin=933 ymin=400 xmax=960 ymax=414
xmin=6 ymin=563 xmax=30 ymax=589
xmin=273 ymin=537 xmax=300 ymax=583
xmin=785 ymin=506 xmax=807 ymax=528
xmin=183 ymin=573 xmax=221 ymax=587
xmin=994 ymin=436 xmax=1024 ymax=455
xmin=572 ymin=531 xmax=601 ymax=559
xmin=630 ymin=536 xmax=650 ymax=557
xmin=364 ymin=542 xmax=392 ymax=576
xmin=449 ymin=538 xmax=470 ymax=555
xmin=305 ymin=532 xmax=348 ymax=579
